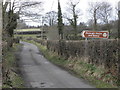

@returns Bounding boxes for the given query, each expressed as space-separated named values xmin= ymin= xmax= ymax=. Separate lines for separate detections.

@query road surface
xmin=18 ymin=41 xmax=95 ymax=88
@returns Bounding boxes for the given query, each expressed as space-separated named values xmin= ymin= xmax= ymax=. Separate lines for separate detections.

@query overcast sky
xmin=43 ymin=0 xmax=119 ymax=12
xmin=24 ymin=0 xmax=120 ymax=26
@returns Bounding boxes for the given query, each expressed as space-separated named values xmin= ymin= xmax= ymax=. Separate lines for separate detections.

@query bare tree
xmin=3 ymin=0 xmax=43 ymax=32
xmin=17 ymin=0 xmax=43 ymax=23
xmin=88 ymin=2 xmax=102 ymax=30
xmin=115 ymin=7 xmax=119 ymax=21
xmin=65 ymin=0 xmax=81 ymax=39
xmin=88 ymin=2 xmax=113 ymax=32
xmin=98 ymin=2 xmax=112 ymax=36
xmin=99 ymin=2 xmax=112 ymax=24
xmin=2 ymin=0 xmax=43 ymax=47
xmin=44 ymin=11 xmax=57 ymax=26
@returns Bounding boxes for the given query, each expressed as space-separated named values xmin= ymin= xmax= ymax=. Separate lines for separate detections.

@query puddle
xmin=30 ymin=81 xmax=54 ymax=88
xmin=29 ymin=49 xmax=32 ymax=52
xmin=36 ymin=52 xmax=42 ymax=55
xmin=44 ymin=62 xmax=50 ymax=64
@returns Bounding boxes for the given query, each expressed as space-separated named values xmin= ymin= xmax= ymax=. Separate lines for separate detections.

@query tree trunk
xmin=0 ymin=0 xmax=2 ymax=62
xmin=73 ymin=5 xmax=77 ymax=39
xmin=94 ymin=10 xmax=97 ymax=31
xmin=117 ymin=10 xmax=120 ymax=86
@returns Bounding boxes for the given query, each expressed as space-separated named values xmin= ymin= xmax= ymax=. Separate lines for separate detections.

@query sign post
xmin=81 ymin=31 xmax=109 ymax=39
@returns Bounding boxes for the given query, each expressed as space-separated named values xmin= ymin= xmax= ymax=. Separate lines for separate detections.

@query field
xmin=15 ymin=28 xmax=42 ymax=32
xmin=14 ymin=34 xmax=40 ymax=38
xmin=14 ymin=28 xmax=43 ymax=38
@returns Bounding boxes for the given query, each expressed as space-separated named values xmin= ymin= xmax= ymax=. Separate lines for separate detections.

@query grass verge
xmin=2 ymin=43 xmax=24 ymax=88
xmin=23 ymin=39 xmax=118 ymax=88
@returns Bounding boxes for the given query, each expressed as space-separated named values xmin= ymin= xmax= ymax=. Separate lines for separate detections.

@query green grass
xmin=70 ymin=60 xmax=117 ymax=88
xmin=14 ymin=34 xmax=39 ymax=38
xmin=11 ymin=72 xmax=24 ymax=88
xmin=2 ymin=71 xmax=24 ymax=88
xmin=23 ymin=39 xmax=118 ymax=88
xmin=2 ymin=44 xmax=24 ymax=88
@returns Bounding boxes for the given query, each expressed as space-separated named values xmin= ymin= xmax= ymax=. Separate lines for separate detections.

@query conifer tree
xmin=58 ymin=0 xmax=63 ymax=40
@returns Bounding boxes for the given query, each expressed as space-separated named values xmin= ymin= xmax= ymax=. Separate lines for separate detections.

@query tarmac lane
xmin=18 ymin=41 xmax=95 ymax=88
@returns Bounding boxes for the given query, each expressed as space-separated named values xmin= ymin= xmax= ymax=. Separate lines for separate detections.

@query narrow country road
xmin=18 ymin=41 xmax=95 ymax=88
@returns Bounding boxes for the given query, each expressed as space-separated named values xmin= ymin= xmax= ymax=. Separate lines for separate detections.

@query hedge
xmin=30 ymin=38 xmax=119 ymax=85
